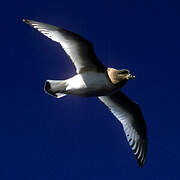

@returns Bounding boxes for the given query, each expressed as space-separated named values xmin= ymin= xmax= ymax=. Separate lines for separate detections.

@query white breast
xmin=65 ymin=72 xmax=114 ymax=96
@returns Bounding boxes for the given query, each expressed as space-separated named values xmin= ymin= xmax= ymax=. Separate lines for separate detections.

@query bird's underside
xmin=23 ymin=19 xmax=148 ymax=167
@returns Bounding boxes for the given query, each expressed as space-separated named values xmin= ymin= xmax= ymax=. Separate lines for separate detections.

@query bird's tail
xmin=44 ymin=80 xmax=67 ymax=98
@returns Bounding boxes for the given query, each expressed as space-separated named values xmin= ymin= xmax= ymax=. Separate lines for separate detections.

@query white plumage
xmin=23 ymin=19 xmax=147 ymax=167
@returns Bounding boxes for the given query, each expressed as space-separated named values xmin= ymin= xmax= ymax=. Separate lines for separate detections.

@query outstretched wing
xmin=23 ymin=19 xmax=105 ymax=73
xmin=98 ymin=91 xmax=147 ymax=167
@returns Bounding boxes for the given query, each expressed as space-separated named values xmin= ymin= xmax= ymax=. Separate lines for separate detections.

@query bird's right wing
xmin=23 ymin=19 xmax=105 ymax=73
xmin=98 ymin=91 xmax=147 ymax=167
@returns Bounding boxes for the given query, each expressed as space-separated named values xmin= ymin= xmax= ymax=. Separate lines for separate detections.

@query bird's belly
xmin=65 ymin=72 xmax=115 ymax=96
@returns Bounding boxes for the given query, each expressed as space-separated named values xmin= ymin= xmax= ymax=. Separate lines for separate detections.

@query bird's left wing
xmin=98 ymin=91 xmax=147 ymax=167
xmin=23 ymin=19 xmax=105 ymax=74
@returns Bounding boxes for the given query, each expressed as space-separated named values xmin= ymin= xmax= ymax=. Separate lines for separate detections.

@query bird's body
xmin=23 ymin=19 xmax=147 ymax=167
xmin=65 ymin=71 xmax=115 ymax=96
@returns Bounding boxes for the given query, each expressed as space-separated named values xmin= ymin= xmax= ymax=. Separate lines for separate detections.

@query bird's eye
xmin=119 ymin=70 xmax=129 ymax=74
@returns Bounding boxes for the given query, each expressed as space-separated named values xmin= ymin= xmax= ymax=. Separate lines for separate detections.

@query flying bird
xmin=23 ymin=19 xmax=147 ymax=167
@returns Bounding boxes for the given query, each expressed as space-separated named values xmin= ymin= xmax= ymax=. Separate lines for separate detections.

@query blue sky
xmin=1 ymin=0 xmax=180 ymax=179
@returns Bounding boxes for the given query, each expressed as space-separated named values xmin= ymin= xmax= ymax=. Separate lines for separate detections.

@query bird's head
xmin=107 ymin=68 xmax=135 ymax=87
xmin=117 ymin=69 xmax=135 ymax=80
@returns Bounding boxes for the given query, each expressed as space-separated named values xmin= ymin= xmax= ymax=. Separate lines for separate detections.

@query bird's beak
xmin=129 ymin=74 xmax=136 ymax=79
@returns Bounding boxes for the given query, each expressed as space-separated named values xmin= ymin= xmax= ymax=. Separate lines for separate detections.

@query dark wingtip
xmin=23 ymin=19 xmax=27 ymax=23
xmin=137 ymin=160 xmax=144 ymax=168
xmin=136 ymin=151 xmax=146 ymax=168
xmin=22 ymin=19 xmax=31 ymax=25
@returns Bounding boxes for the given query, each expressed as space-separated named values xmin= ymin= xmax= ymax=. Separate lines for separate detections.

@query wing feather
xmin=98 ymin=91 xmax=147 ymax=167
xmin=23 ymin=19 xmax=105 ymax=73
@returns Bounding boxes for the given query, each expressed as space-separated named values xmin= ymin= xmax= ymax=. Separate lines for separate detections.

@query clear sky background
xmin=1 ymin=0 xmax=180 ymax=179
